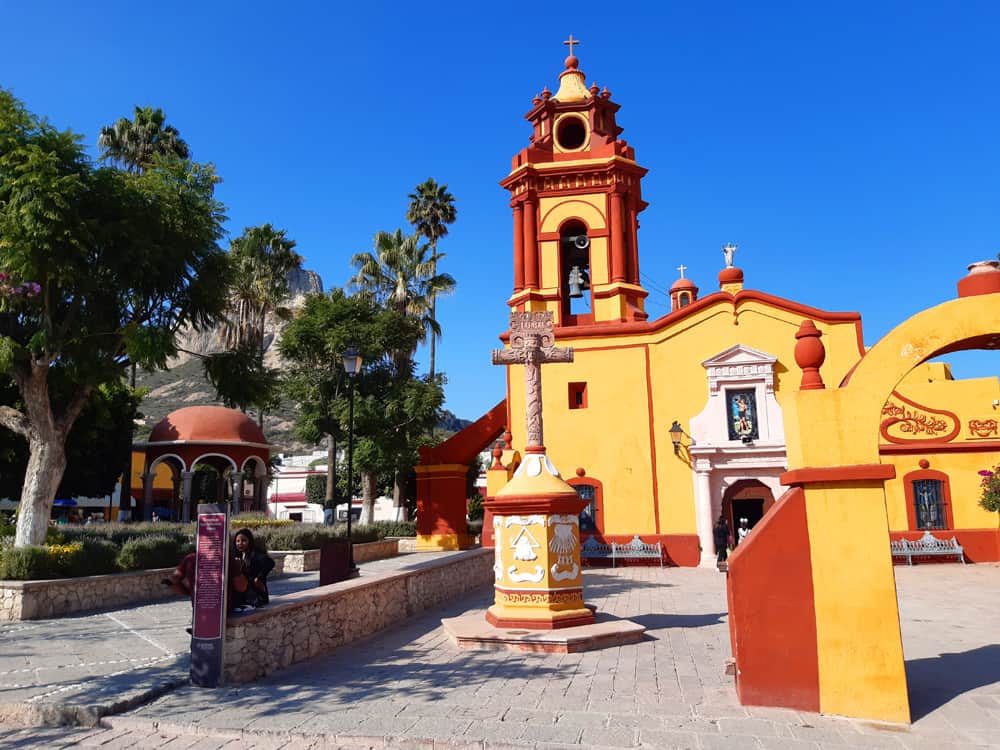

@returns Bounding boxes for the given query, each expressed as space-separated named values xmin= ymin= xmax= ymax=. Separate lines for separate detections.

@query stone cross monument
xmin=484 ymin=310 xmax=594 ymax=630
xmin=492 ymin=311 xmax=573 ymax=447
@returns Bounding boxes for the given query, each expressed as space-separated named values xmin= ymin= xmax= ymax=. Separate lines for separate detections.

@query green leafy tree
xmin=97 ymin=105 xmax=193 ymax=512
xmin=0 ymin=89 xmax=228 ymax=546
xmin=349 ymin=228 xmax=456 ymax=368
xmin=208 ymin=224 xmax=302 ymax=425
xmin=98 ymin=106 xmax=190 ymax=173
xmin=406 ymin=179 xmax=457 ymax=378
xmin=280 ymin=288 xmax=385 ymax=511
xmin=351 ymin=334 xmax=444 ymax=522
xmin=0 ymin=379 xmax=141 ymax=500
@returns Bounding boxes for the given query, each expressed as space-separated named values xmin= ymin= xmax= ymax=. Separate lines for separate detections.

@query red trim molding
xmin=781 ymin=464 xmax=896 ymax=486
xmin=881 ymin=439 xmax=1000 ymax=454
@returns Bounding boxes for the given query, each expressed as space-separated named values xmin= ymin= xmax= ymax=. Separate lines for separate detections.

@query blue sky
xmin=2 ymin=2 xmax=997 ymax=421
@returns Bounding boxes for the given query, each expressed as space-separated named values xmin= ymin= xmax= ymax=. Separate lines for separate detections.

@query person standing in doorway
xmin=737 ymin=517 xmax=751 ymax=544
xmin=713 ymin=515 xmax=731 ymax=569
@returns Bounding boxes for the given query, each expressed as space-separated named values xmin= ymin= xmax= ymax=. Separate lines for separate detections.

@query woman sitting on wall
xmin=229 ymin=527 xmax=275 ymax=611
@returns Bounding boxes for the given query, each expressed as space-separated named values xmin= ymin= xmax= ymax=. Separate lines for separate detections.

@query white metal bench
xmin=580 ymin=535 xmax=663 ymax=567
xmin=890 ymin=530 xmax=965 ymax=565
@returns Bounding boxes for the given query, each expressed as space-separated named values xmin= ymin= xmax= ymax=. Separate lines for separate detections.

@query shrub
xmin=979 ymin=467 xmax=1000 ymax=513
xmin=467 ymin=519 xmax=484 ymax=539
xmin=78 ymin=538 xmax=122 ymax=576
xmin=117 ymin=535 xmax=184 ymax=571
xmin=0 ymin=545 xmax=57 ymax=580
xmin=371 ymin=520 xmax=416 ymax=538
xmin=467 ymin=492 xmax=484 ymax=521
xmin=305 ymin=475 xmax=326 ymax=504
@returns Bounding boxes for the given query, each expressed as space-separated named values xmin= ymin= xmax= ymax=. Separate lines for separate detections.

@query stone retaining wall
xmin=223 ymin=548 xmax=493 ymax=684
xmin=0 ymin=568 xmax=176 ymax=621
xmin=273 ymin=538 xmax=400 ymax=572
xmin=1 ymin=554 xmax=287 ymax=622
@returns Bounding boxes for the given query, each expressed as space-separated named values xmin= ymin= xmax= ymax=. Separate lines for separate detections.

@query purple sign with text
xmin=191 ymin=505 xmax=228 ymax=687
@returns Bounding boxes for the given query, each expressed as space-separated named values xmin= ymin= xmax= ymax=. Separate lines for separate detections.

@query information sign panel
xmin=191 ymin=504 xmax=228 ymax=687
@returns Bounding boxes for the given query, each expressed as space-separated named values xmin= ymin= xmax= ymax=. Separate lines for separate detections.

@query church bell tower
xmin=501 ymin=38 xmax=649 ymax=327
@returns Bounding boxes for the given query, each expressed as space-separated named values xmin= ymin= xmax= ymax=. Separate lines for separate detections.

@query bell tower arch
xmin=502 ymin=40 xmax=650 ymax=328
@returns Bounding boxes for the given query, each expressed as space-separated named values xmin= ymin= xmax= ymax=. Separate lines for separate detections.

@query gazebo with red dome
xmin=137 ymin=406 xmax=274 ymax=521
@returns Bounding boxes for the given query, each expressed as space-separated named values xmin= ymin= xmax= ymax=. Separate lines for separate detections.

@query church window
xmin=576 ymin=484 xmax=597 ymax=532
xmin=913 ymin=479 xmax=946 ymax=530
xmin=726 ymin=389 xmax=759 ymax=442
xmin=679 ymin=293 xmax=690 ymax=307
xmin=569 ymin=382 xmax=588 ymax=409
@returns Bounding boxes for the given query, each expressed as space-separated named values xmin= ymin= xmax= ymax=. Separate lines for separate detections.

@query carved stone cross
xmin=492 ymin=311 xmax=573 ymax=448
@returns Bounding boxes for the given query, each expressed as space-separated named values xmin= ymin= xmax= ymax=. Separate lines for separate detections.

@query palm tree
xmin=221 ymin=224 xmax=303 ymax=426
xmin=406 ymin=178 xmax=456 ymax=377
xmin=349 ymin=228 xmax=456 ymax=363
xmin=98 ymin=106 xmax=190 ymax=173
xmin=225 ymin=224 xmax=303 ymax=356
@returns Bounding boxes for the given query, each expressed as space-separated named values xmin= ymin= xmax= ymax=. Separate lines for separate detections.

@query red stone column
xmin=512 ymin=203 xmax=525 ymax=293
xmin=524 ymin=200 xmax=539 ymax=290
xmin=609 ymin=191 xmax=626 ymax=283
xmin=415 ymin=464 xmax=471 ymax=550
xmin=628 ymin=198 xmax=640 ymax=285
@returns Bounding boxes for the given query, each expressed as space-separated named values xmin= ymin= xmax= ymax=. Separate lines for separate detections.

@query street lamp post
xmin=341 ymin=348 xmax=362 ymax=574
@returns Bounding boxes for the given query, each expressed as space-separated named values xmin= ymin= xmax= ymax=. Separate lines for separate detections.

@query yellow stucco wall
xmin=885 ymin=371 xmax=1000 ymax=530
xmin=504 ymin=294 xmax=866 ymax=538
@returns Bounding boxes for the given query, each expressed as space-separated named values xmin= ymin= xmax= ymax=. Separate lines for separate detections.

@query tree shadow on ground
xmin=626 ymin=612 xmax=727 ymax=634
xmin=906 ymin=644 xmax=1000 ymax=720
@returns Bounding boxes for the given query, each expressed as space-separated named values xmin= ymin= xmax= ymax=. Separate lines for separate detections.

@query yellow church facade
xmin=476 ymin=50 xmax=1000 ymax=567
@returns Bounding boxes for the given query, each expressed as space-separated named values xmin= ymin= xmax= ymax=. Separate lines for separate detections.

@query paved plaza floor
xmin=0 ymin=556 xmax=997 ymax=749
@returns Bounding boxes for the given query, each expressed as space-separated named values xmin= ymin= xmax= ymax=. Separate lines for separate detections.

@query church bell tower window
xmin=561 ymin=220 xmax=591 ymax=322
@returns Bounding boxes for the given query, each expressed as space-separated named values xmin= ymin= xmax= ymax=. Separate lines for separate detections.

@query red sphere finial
xmin=564 ymin=55 xmax=579 ymax=70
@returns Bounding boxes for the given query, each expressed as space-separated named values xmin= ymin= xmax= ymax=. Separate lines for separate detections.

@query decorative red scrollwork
xmin=880 ymin=391 xmax=960 ymax=444
xmin=968 ymin=419 xmax=998 ymax=438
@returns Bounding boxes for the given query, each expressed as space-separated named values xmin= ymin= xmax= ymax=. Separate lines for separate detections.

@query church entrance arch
xmin=722 ymin=479 xmax=775 ymax=541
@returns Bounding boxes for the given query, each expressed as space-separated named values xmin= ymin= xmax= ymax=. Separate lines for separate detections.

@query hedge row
xmin=0 ymin=534 xmax=193 ymax=580
xmin=0 ymin=516 xmax=420 ymax=580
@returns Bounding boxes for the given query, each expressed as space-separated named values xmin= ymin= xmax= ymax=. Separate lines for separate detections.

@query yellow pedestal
xmin=484 ymin=448 xmax=594 ymax=630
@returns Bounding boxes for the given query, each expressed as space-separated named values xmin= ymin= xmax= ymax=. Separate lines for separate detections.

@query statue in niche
xmin=726 ymin=389 xmax=759 ymax=442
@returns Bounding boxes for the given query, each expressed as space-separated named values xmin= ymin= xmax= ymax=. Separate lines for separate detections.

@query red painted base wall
xmin=889 ymin=529 xmax=999 ymax=563
xmin=727 ymin=487 xmax=820 ymax=712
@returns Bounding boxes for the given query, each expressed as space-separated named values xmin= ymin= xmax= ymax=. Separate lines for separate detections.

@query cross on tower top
xmin=563 ymin=34 xmax=581 ymax=56
xmin=676 ymin=264 xmax=688 ymax=278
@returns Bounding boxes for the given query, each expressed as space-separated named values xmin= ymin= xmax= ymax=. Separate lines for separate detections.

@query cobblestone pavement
xmin=1 ymin=561 xmax=997 ymax=749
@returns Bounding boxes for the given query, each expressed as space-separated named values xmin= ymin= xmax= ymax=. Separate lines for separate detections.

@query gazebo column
xmin=142 ymin=472 xmax=155 ymax=522
xmin=230 ymin=473 xmax=244 ymax=516
xmin=180 ymin=471 xmax=195 ymax=522
xmin=694 ymin=459 xmax=716 ymax=568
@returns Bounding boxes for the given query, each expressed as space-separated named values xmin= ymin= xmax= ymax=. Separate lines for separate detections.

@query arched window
xmin=903 ymin=468 xmax=954 ymax=530
xmin=569 ymin=477 xmax=603 ymax=533
xmin=560 ymin=220 xmax=592 ymax=324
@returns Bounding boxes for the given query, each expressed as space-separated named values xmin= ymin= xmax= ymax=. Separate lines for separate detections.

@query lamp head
xmin=668 ymin=420 xmax=684 ymax=454
xmin=341 ymin=348 xmax=362 ymax=376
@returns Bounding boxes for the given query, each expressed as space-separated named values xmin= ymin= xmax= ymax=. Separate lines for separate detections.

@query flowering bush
xmin=978 ymin=467 xmax=1000 ymax=513
xmin=0 ymin=272 xmax=41 ymax=303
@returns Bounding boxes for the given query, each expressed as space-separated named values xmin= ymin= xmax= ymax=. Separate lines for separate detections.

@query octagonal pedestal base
xmin=444 ymin=613 xmax=645 ymax=653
